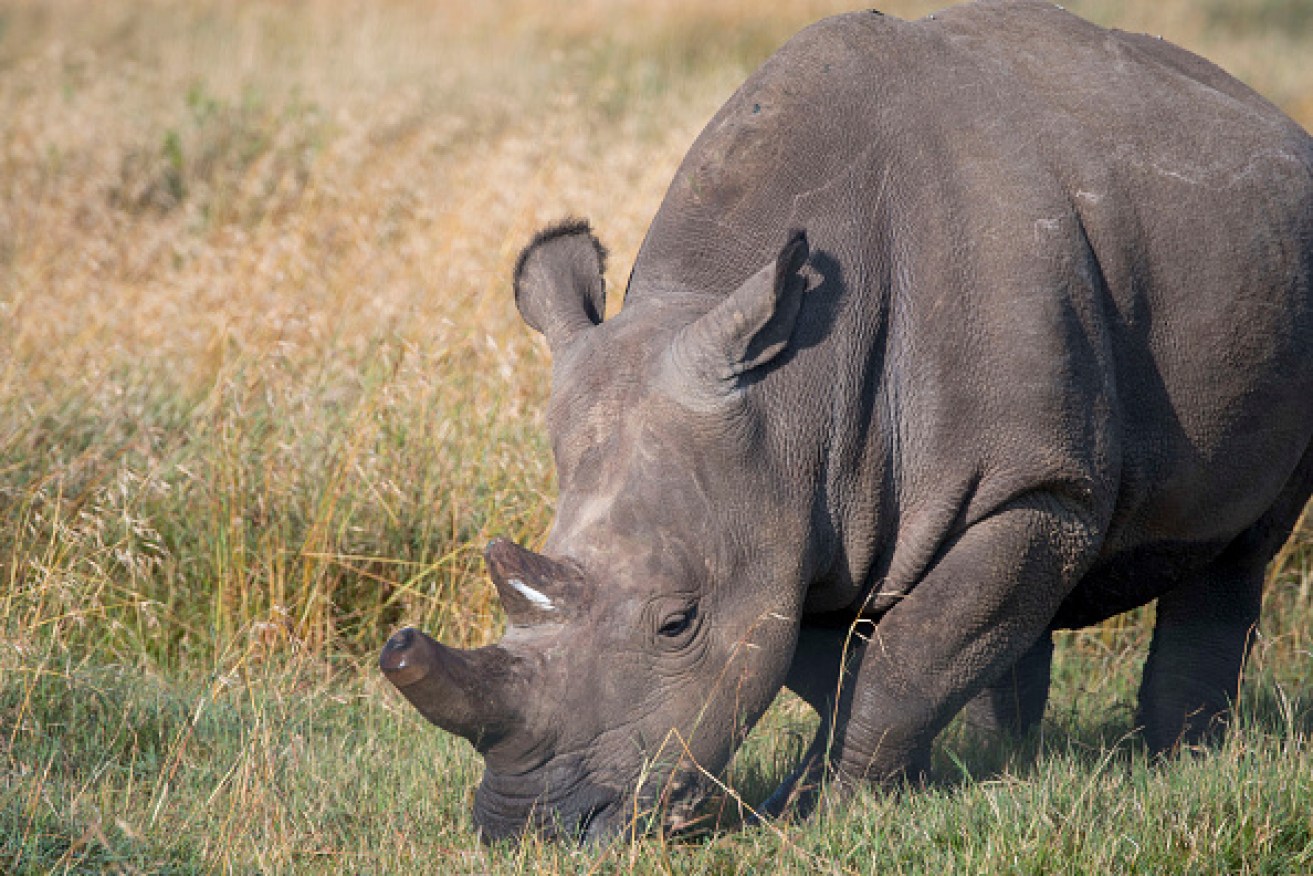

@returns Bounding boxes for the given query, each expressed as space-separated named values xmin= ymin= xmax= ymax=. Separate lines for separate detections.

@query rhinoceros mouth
xmin=472 ymin=763 xmax=714 ymax=843
xmin=473 ymin=765 xmax=625 ymax=843
xmin=474 ymin=794 xmax=622 ymax=844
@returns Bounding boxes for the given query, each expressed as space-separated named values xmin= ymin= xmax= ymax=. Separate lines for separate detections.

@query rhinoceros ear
xmin=661 ymin=229 xmax=810 ymax=407
xmin=513 ymin=219 xmax=607 ymax=352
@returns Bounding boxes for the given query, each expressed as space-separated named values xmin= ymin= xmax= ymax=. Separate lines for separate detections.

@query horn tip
xmin=380 ymin=627 xmax=430 ymax=687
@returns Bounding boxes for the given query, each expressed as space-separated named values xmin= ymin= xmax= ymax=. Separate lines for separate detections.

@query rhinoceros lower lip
xmin=473 ymin=796 xmax=619 ymax=844
xmin=475 ymin=765 xmax=626 ymax=842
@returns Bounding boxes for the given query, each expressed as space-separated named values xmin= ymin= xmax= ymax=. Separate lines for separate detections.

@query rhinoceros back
xmin=624 ymin=0 xmax=1313 ymax=619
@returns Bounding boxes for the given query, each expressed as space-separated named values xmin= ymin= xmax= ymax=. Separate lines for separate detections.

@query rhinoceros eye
xmin=658 ymin=605 xmax=697 ymax=638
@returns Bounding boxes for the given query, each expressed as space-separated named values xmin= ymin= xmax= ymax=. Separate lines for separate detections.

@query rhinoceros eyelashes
xmin=658 ymin=605 xmax=697 ymax=638
xmin=660 ymin=229 xmax=810 ymax=411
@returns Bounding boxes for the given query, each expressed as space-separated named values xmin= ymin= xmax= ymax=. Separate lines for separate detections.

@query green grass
xmin=2 ymin=0 xmax=1312 ymax=872
xmin=4 ymin=585 xmax=1311 ymax=873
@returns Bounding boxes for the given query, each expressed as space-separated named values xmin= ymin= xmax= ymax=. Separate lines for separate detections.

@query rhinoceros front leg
xmin=759 ymin=626 xmax=853 ymax=819
xmin=833 ymin=495 xmax=1098 ymax=785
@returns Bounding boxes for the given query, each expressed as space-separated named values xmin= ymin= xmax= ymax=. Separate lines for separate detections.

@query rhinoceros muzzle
xmin=472 ymin=767 xmax=624 ymax=843
xmin=381 ymin=539 xmax=633 ymax=840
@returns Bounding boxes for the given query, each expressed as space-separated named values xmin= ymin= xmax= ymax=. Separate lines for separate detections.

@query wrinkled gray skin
xmin=381 ymin=0 xmax=1313 ymax=843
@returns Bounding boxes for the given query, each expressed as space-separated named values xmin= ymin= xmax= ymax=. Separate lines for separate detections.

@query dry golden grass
xmin=1 ymin=0 xmax=929 ymax=661
xmin=1 ymin=0 xmax=1311 ymax=688
xmin=6 ymin=0 xmax=1304 ymax=387
xmin=0 ymin=0 xmax=1308 ymax=673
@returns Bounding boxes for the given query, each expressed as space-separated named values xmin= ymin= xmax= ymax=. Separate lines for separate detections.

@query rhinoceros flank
xmin=380 ymin=0 xmax=1313 ymax=843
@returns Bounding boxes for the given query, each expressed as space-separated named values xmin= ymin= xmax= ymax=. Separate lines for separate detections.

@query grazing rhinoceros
xmin=380 ymin=0 xmax=1313 ymax=842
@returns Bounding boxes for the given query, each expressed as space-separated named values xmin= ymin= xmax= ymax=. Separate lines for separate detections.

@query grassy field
xmin=2 ymin=0 xmax=1311 ymax=872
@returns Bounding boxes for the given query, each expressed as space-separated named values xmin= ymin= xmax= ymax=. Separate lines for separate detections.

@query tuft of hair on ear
xmin=512 ymin=218 xmax=609 ymax=298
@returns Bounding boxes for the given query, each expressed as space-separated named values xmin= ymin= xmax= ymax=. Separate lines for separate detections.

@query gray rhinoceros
xmin=381 ymin=0 xmax=1313 ymax=842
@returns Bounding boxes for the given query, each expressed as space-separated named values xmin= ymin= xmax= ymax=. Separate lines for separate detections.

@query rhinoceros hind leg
xmin=1136 ymin=559 xmax=1262 ymax=753
xmin=1138 ymin=446 xmax=1311 ymax=753
xmin=961 ymin=631 xmax=1054 ymax=739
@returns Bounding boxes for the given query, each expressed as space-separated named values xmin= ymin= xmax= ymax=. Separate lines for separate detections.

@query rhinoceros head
xmin=381 ymin=221 xmax=814 ymax=842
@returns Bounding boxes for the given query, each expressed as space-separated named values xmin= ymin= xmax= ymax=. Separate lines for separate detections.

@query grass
xmin=4 ymin=586 xmax=1311 ymax=873
xmin=1 ymin=0 xmax=1311 ymax=872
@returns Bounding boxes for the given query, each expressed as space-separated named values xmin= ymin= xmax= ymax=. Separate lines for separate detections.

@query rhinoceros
xmin=380 ymin=0 xmax=1313 ymax=842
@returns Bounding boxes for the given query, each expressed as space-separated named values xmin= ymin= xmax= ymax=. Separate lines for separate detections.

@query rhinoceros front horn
xmin=379 ymin=627 xmax=520 ymax=746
